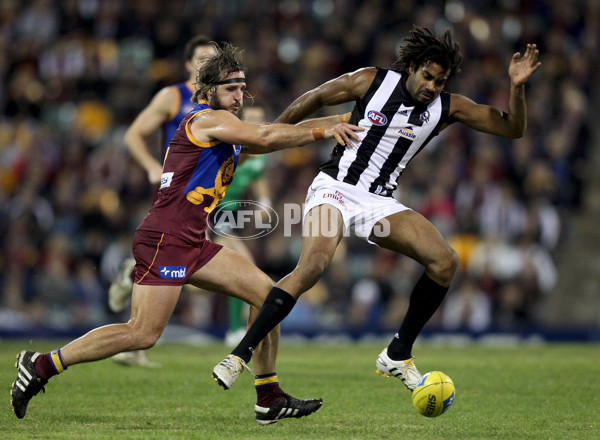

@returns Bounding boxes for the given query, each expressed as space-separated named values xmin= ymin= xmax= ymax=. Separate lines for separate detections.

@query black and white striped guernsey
xmin=320 ymin=68 xmax=451 ymax=197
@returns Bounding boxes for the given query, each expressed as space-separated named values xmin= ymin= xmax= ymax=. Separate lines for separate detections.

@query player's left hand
xmin=509 ymin=44 xmax=542 ymax=87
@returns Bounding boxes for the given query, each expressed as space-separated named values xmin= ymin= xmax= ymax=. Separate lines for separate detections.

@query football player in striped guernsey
xmin=214 ymin=26 xmax=541 ymax=392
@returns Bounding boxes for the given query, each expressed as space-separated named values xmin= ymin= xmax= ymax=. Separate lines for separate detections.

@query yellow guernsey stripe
xmin=185 ymin=107 xmax=221 ymax=148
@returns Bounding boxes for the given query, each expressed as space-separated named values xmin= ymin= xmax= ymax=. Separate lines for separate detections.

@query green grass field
xmin=1 ymin=340 xmax=598 ymax=439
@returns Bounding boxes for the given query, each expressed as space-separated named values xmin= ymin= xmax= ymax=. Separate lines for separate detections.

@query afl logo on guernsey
xmin=367 ymin=110 xmax=387 ymax=126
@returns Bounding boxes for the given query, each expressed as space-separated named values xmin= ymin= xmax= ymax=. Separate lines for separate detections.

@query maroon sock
xmin=256 ymin=383 xmax=284 ymax=408
xmin=34 ymin=353 xmax=59 ymax=380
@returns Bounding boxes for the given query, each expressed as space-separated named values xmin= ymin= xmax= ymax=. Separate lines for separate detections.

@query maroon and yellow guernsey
xmin=137 ymin=100 xmax=241 ymax=245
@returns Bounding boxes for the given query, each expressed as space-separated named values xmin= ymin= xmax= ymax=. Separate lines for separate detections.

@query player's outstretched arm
xmin=449 ymin=44 xmax=541 ymax=139
xmin=503 ymin=43 xmax=542 ymax=136
xmin=275 ymin=67 xmax=376 ymax=124
xmin=294 ymin=112 xmax=351 ymax=129
xmin=190 ymin=109 xmax=363 ymax=154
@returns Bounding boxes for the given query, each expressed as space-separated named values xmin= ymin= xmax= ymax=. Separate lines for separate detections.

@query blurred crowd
xmin=1 ymin=0 xmax=597 ymax=335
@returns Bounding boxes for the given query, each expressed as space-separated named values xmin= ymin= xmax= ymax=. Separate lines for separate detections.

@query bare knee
xmin=126 ymin=322 xmax=163 ymax=350
xmin=245 ymin=274 xmax=275 ymax=309
xmin=137 ymin=332 xmax=160 ymax=350
xmin=428 ymin=247 xmax=459 ymax=287
xmin=284 ymin=254 xmax=330 ymax=294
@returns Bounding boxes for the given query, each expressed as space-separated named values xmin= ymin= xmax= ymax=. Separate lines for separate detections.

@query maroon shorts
xmin=132 ymin=230 xmax=222 ymax=286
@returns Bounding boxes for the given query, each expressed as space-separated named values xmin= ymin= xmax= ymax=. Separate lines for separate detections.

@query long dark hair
xmin=192 ymin=42 xmax=247 ymax=103
xmin=394 ymin=26 xmax=463 ymax=78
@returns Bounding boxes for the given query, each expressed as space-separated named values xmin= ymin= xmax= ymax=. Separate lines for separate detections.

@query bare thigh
xmin=213 ymin=234 xmax=254 ymax=261
xmin=187 ymin=247 xmax=273 ymax=308
xmin=130 ymin=283 xmax=182 ymax=337
xmin=277 ymin=204 xmax=345 ymax=298
xmin=369 ymin=209 xmax=458 ymax=286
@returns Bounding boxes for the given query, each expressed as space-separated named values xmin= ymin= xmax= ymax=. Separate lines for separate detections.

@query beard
xmin=209 ymin=93 xmax=244 ymax=119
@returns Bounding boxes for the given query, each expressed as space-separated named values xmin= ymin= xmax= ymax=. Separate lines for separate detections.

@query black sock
xmin=232 ymin=287 xmax=296 ymax=363
xmin=387 ymin=273 xmax=449 ymax=360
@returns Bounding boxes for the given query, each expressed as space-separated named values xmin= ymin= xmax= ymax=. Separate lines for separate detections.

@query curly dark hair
xmin=394 ymin=26 xmax=463 ymax=78
xmin=192 ymin=42 xmax=247 ymax=103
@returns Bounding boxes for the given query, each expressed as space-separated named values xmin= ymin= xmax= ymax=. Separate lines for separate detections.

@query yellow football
xmin=412 ymin=371 xmax=455 ymax=417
